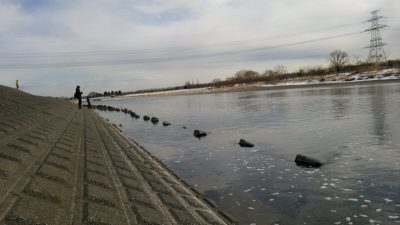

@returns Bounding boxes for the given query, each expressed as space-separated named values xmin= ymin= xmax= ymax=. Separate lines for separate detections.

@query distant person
xmin=16 ymin=80 xmax=19 ymax=91
xmin=86 ymin=96 xmax=91 ymax=109
xmin=74 ymin=86 xmax=83 ymax=109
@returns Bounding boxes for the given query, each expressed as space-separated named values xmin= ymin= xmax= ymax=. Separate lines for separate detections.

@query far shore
xmin=101 ymin=69 xmax=400 ymax=98
xmin=155 ymin=78 xmax=400 ymax=97
xmin=95 ymin=76 xmax=400 ymax=100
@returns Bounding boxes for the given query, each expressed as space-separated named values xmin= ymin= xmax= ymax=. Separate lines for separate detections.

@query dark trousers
xmin=78 ymin=98 xmax=82 ymax=109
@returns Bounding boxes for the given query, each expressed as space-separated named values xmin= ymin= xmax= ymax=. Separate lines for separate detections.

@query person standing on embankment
xmin=74 ymin=86 xmax=83 ymax=109
xmin=16 ymin=80 xmax=19 ymax=91
xmin=86 ymin=96 xmax=91 ymax=109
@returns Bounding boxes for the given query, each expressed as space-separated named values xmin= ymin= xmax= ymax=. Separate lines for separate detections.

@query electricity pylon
xmin=365 ymin=10 xmax=387 ymax=63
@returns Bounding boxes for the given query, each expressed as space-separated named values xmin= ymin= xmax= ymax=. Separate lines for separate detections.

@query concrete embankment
xmin=0 ymin=85 xmax=233 ymax=225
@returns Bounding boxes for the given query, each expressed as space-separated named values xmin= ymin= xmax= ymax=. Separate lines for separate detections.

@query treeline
xmin=123 ymin=59 xmax=400 ymax=95
xmin=210 ymin=59 xmax=400 ymax=88
xmin=100 ymin=52 xmax=400 ymax=96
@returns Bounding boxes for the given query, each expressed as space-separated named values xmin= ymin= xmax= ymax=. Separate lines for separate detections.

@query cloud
xmin=0 ymin=0 xmax=399 ymax=96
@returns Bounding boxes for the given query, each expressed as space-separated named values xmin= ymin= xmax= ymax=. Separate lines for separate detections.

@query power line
xmin=0 ymin=22 xmax=366 ymax=59
xmin=0 ymin=31 xmax=362 ymax=69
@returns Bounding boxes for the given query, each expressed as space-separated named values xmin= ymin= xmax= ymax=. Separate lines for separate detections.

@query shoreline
xmin=98 ymin=77 xmax=400 ymax=100
xmin=92 ymin=68 xmax=400 ymax=99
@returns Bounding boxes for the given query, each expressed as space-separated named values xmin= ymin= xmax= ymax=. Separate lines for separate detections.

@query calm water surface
xmin=96 ymin=83 xmax=400 ymax=225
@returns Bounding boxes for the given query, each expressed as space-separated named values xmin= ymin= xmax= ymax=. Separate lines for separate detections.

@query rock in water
xmin=294 ymin=154 xmax=322 ymax=168
xmin=239 ymin=139 xmax=254 ymax=147
xmin=193 ymin=130 xmax=207 ymax=138
xmin=151 ymin=117 xmax=159 ymax=124
xmin=143 ymin=115 xmax=150 ymax=121
xmin=162 ymin=121 xmax=171 ymax=126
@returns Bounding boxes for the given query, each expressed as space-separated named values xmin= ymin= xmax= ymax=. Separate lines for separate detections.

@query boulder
xmin=162 ymin=121 xmax=171 ymax=126
xmin=151 ymin=117 xmax=159 ymax=124
xmin=143 ymin=115 xmax=150 ymax=121
xmin=182 ymin=126 xmax=187 ymax=129
xmin=294 ymin=154 xmax=322 ymax=168
xmin=194 ymin=130 xmax=207 ymax=139
xmin=239 ymin=139 xmax=254 ymax=147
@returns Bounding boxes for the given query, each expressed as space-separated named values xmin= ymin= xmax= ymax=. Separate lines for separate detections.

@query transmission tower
xmin=365 ymin=10 xmax=387 ymax=63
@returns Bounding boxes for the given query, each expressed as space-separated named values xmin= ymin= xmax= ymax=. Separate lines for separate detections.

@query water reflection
xmin=236 ymin=92 xmax=261 ymax=113
xmin=330 ymin=88 xmax=352 ymax=119
xmin=369 ymin=86 xmax=388 ymax=144
xmin=264 ymin=91 xmax=288 ymax=98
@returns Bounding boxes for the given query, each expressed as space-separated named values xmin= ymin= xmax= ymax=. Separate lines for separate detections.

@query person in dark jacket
xmin=74 ymin=86 xmax=83 ymax=109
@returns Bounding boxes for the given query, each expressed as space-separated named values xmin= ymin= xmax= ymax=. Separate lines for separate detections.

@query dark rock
xmin=162 ymin=121 xmax=171 ymax=126
xmin=151 ymin=117 xmax=159 ymax=124
xmin=193 ymin=130 xmax=207 ymax=139
xmin=182 ymin=126 xmax=187 ymax=129
xmin=294 ymin=154 xmax=322 ymax=168
xmin=134 ymin=115 xmax=140 ymax=119
xmin=129 ymin=112 xmax=136 ymax=118
xmin=143 ymin=115 xmax=150 ymax=121
xmin=239 ymin=139 xmax=254 ymax=147
xmin=345 ymin=77 xmax=355 ymax=82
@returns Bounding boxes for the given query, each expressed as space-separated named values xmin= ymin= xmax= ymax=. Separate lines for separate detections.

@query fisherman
xmin=74 ymin=86 xmax=83 ymax=109
xmin=86 ymin=96 xmax=91 ymax=109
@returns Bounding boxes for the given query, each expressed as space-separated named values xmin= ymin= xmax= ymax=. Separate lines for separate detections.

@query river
xmin=95 ymin=82 xmax=400 ymax=225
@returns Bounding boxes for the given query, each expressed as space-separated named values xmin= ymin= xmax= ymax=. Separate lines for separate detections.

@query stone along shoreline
xmin=0 ymin=85 xmax=233 ymax=225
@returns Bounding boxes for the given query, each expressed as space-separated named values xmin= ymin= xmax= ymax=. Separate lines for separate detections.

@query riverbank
xmin=0 ymin=85 xmax=233 ymax=225
xmin=115 ymin=68 xmax=399 ymax=98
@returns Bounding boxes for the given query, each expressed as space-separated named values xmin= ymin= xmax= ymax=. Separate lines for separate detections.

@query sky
xmin=0 ymin=0 xmax=399 ymax=96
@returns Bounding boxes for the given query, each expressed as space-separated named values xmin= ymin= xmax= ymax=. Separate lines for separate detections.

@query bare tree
xmin=273 ymin=65 xmax=287 ymax=75
xmin=212 ymin=78 xmax=222 ymax=83
xmin=184 ymin=80 xmax=191 ymax=89
xmin=329 ymin=50 xmax=349 ymax=72
xmin=234 ymin=70 xmax=259 ymax=80
xmin=262 ymin=69 xmax=274 ymax=76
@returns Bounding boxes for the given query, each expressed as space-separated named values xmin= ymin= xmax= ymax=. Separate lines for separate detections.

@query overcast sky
xmin=0 ymin=0 xmax=399 ymax=96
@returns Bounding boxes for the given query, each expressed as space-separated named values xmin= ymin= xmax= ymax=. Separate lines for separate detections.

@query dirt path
xmin=0 ymin=85 xmax=233 ymax=225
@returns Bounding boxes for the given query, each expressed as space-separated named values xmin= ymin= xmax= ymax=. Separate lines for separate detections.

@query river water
xmin=95 ymin=82 xmax=400 ymax=225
